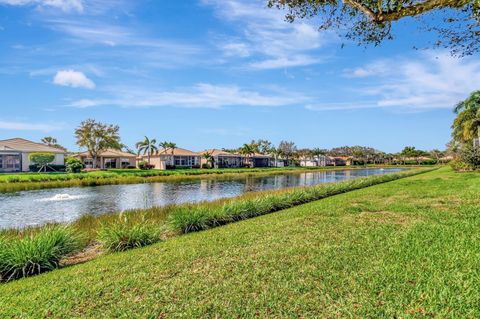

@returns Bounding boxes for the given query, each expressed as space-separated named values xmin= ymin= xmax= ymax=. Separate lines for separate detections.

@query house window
xmin=0 ymin=154 xmax=21 ymax=172
xmin=84 ymin=159 xmax=94 ymax=168
xmin=121 ymin=158 xmax=131 ymax=168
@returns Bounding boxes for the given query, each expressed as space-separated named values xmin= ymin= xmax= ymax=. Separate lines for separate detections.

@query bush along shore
xmin=0 ymin=167 xmax=435 ymax=282
xmin=0 ymin=166 xmax=389 ymax=193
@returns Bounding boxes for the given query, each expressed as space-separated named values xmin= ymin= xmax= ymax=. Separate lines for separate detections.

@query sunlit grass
xmin=1 ymin=167 xmax=478 ymax=318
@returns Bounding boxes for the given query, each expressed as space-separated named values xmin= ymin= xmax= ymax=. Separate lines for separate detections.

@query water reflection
xmin=0 ymin=168 xmax=405 ymax=229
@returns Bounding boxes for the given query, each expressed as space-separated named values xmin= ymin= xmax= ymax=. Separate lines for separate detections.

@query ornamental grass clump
xmin=0 ymin=226 xmax=82 ymax=282
xmin=98 ymin=215 xmax=161 ymax=252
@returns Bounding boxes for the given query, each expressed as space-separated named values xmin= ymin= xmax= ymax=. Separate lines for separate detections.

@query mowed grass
xmin=1 ymin=167 xmax=479 ymax=318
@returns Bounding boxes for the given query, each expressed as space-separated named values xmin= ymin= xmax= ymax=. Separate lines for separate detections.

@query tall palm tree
xmin=159 ymin=141 xmax=171 ymax=166
xmin=239 ymin=143 xmax=255 ymax=167
xmin=135 ymin=136 xmax=158 ymax=165
xmin=202 ymin=151 xmax=214 ymax=168
xmin=41 ymin=136 xmax=57 ymax=146
xmin=452 ymin=91 xmax=480 ymax=145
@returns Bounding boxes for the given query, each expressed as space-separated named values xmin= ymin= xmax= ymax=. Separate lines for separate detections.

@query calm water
xmin=0 ymin=168 xmax=405 ymax=229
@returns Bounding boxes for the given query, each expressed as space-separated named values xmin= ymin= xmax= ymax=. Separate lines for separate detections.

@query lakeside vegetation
xmin=0 ymin=165 xmax=409 ymax=193
xmin=0 ymin=168 xmax=429 ymax=282
xmin=1 ymin=167 xmax=478 ymax=317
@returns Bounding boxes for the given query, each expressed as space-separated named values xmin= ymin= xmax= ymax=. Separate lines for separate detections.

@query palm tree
xmin=312 ymin=148 xmax=328 ymax=166
xmin=202 ymin=151 xmax=214 ymax=168
xmin=135 ymin=136 xmax=157 ymax=165
xmin=41 ymin=136 xmax=57 ymax=146
xmin=239 ymin=143 xmax=255 ymax=167
xmin=452 ymin=90 xmax=480 ymax=145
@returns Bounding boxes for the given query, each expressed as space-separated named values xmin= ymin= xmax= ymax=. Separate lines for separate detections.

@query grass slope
xmin=1 ymin=167 xmax=479 ymax=318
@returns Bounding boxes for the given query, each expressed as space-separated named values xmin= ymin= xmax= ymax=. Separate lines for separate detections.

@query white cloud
xmin=371 ymin=53 xmax=480 ymax=109
xmin=0 ymin=0 xmax=83 ymax=12
xmin=309 ymin=52 xmax=480 ymax=111
xmin=53 ymin=70 xmax=95 ymax=89
xmin=249 ymin=55 xmax=321 ymax=70
xmin=0 ymin=120 xmax=63 ymax=132
xmin=203 ymin=0 xmax=329 ymax=69
xmin=68 ymin=83 xmax=308 ymax=109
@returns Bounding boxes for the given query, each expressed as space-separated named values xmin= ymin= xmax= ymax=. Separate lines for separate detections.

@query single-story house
xmin=76 ymin=149 xmax=137 ymax=169
xmin=249 ymin=153 xmax=273 ymax=168
xmin=330 ymin=156 xmax=353 ymax=166
xmin=141 ymin=147 xmax=201 ymax=170
xmin=299 ymin=155 xmax=329 ymax=167
xmin=200 ymin=149 xmax=244 ymax=168
xmin=0 ymin=138 xmax=66 ymax=172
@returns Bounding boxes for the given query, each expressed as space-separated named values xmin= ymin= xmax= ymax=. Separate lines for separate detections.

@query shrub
xmin=0 ymin=226 xmax=82 ymax=282
xmin=201 ymin=163 xmax=211 ymax=169
xmin=138 ymin=161 xmax=155 ymax=170
xmin=450 ymin=159 xmax=475 ymax=172
xmin=65 ymin=157 xmax=84 ymax=173
xmin=29 ymin=164 xmax=66 ymax=172
xmin=98 ymin=215 xmax=161 ymax=252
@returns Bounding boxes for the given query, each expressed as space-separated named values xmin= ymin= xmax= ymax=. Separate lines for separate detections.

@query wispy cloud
xmin=53 ymin=69 xmax=95 ymax=89
xmin=308 ymin=52 xmax=480 ymax=112
xmin=68 ymin=83 xmax=309 ymax=109
xmin=0 ymin=0 xmax=83 ymax=12
xmin=202 ymin=0 xmax=329 ymax=70
xmin=0 ymin=120 xmax=63 ymax=132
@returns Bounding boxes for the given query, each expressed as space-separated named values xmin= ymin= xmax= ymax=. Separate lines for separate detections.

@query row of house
xmin=0 ymin=138 xmax=354 ymax=173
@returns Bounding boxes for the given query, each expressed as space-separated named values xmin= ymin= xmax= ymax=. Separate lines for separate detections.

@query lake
xmin=0 ymin=168 xmax=405 ymax=229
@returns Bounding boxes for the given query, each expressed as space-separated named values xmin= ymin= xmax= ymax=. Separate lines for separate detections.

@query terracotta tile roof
xmin=154 ymin=147 xmax=200 ymax=157
xmin=200 ymin=149 xmax=242 ymax=157
xmin=0 ymin=138 xmax=66 ymax=153
xmin=77 ymin=149 xmax=136 ymax=158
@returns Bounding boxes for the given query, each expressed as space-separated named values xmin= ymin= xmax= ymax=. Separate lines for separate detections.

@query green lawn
xmin=1 ymin=167 xmax=479 ymax=318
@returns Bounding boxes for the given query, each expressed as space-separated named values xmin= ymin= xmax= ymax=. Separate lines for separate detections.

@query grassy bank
xmin=2 ymin=168 xmax=426 ymax=243
xmin=0 ymin=166 xmax=381 ymax=193
xmin=1 ymin=167 xmax=478 ymax=318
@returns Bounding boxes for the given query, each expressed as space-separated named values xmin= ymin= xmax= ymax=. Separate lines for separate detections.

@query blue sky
xmin=0 ymin=0 xmax=479 ymax=153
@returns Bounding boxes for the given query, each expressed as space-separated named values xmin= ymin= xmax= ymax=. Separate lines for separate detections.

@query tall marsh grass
xmin=98 ymin=215 xmax=162 ymax=252
xmin=0 ymin=226 xmax=82 ymax=282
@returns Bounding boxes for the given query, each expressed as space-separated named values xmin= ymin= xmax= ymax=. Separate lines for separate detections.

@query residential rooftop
xmin=0 ymin=138 xmax=66 ymax=154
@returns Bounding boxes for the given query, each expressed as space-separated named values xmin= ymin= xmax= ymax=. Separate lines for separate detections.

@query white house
xmin=0 ymin=138 xmax=66 ymax=172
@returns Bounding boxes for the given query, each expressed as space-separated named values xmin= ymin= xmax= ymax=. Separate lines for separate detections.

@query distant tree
xmin=74 ymin=119 xmax=121 ymax=169
xmin=297 ymin=148 xmax=313 ymax=166
xmin=251 ymin=139 xmax=274 ymax=154
xmin=135 ymin=136 xmax=158 ymax=165
xmin=312 ymin=147 xmax=328 ymax=165
xmin=268 ymin=0 xmax=479 ymax=56
xmin=202 ymin=151 xmax=215 ymax=168
xmin=159 ymin=141 xmax=177 ymax=166
xmin=278 ymin=141 xmax=297 ymax=165
xmin=429 ymin=149 xmax=445 ymax=163
xmin=239 ymin=143 xmax=256 ymax=167
xmin=41 ymin=136 xmax=66 ymax=151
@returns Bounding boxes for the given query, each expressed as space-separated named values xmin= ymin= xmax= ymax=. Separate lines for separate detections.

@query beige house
xmin=0 ymin=138 xmax=66 ymax=172
xmin=200 ymin=149 xmax=244 ymax=168
xmin=140 ymin=147 xmax=201 ymax=170
xmin=76 ymin=149 xmax=137 ymax=169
